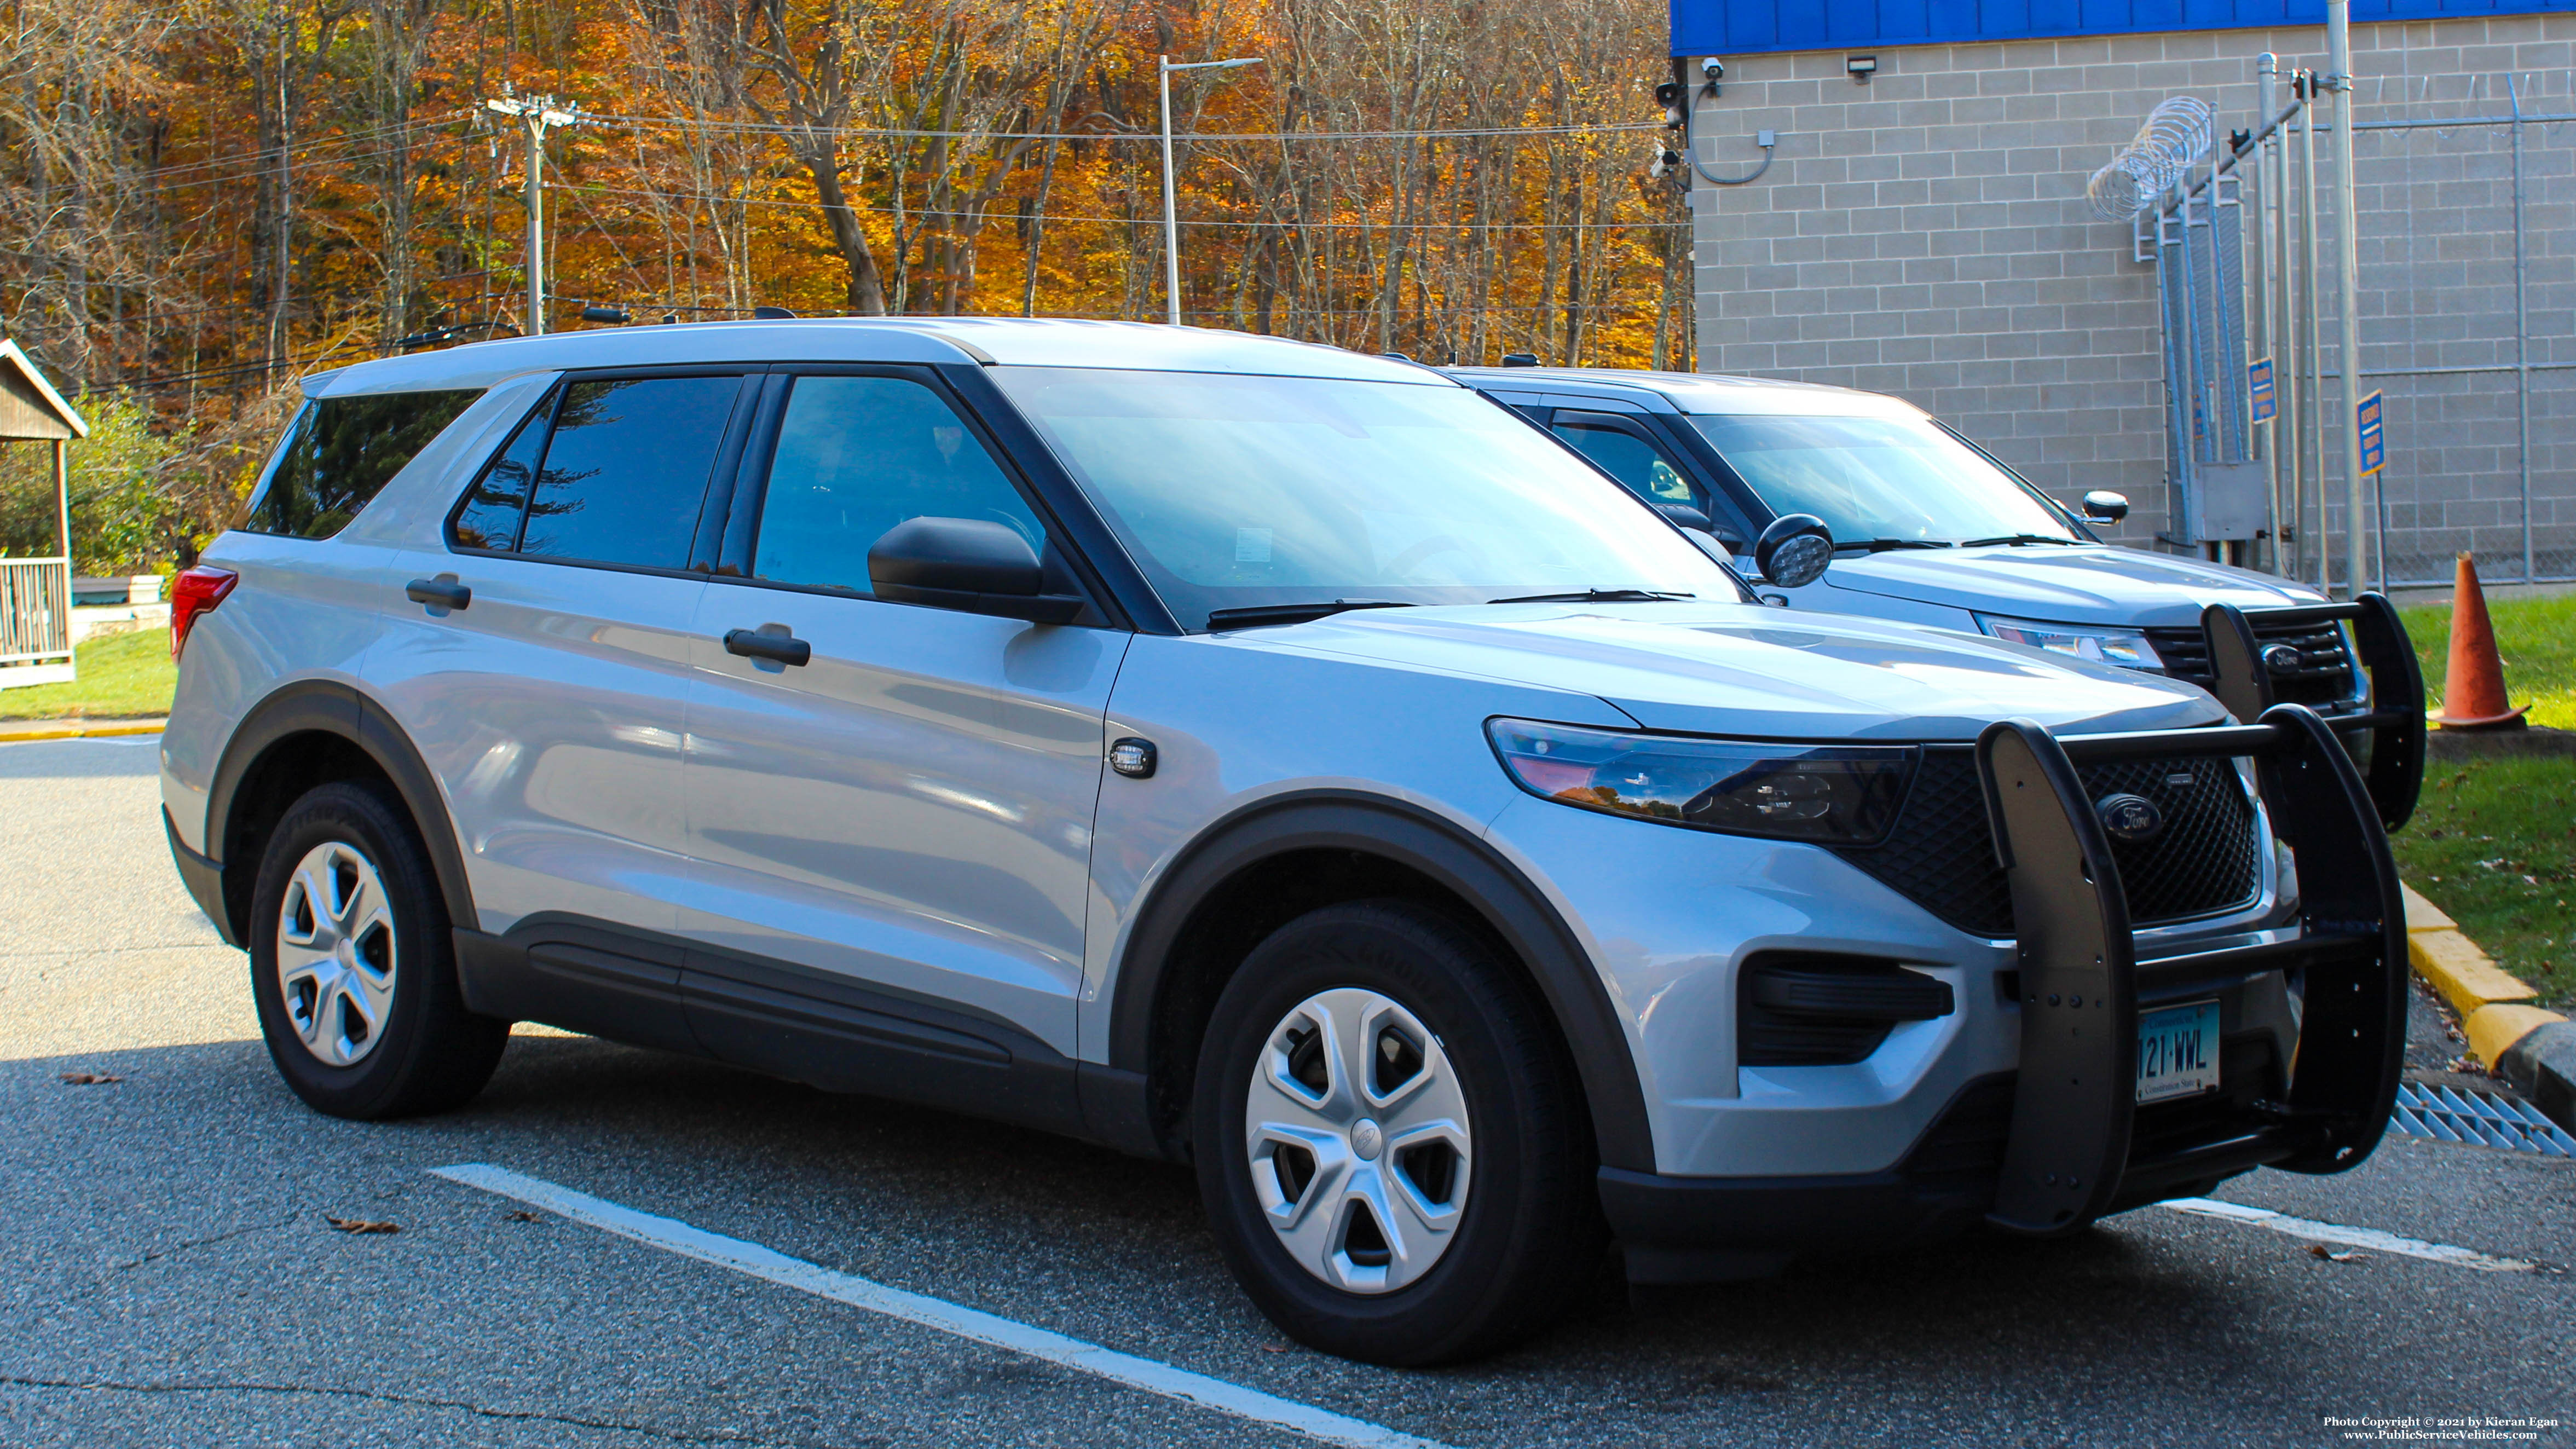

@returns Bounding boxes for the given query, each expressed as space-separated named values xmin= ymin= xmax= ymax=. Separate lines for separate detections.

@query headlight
xmin=1486 ymin=718 xmax=1916 ymax=845
xmin=1974 ymin=614 xmax=2163 ymax=669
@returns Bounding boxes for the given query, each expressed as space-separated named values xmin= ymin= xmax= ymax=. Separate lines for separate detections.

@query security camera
xmin=1702 ymin=57 xmax=1724 ymax=83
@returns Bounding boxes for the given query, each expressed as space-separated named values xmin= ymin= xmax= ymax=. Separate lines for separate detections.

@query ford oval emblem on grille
xmin=2261 ymin=642 xmax=2302 ymax=676
xmin=2096 ymin=792 xmax=2164 ymax=844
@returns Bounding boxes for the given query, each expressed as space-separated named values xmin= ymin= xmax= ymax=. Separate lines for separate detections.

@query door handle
xmin=723 ymin=628 xmax=811 ymax=667
xmin=406 ymin=577 xmax=471 ymax=610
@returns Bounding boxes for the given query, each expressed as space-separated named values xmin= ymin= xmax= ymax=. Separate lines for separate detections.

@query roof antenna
xmin=752 ymin=305 xmax=798 ymax=320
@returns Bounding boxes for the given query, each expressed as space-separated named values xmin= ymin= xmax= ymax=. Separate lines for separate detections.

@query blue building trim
xmin=1673 ymin=0 xmax=2576 ymax=56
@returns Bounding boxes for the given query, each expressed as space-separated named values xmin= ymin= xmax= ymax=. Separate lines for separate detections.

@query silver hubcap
xmin=1244 ymin=988 xmax=1473 ymax=1294
xmin=275 ymin=841 xmax=398 ymax=1067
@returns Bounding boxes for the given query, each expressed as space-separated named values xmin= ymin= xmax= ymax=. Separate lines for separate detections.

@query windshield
xmin=1684 ymin=413 xmax=2081 ymax=547
xmin=989 ymin=367 xmax=1740 ymax=629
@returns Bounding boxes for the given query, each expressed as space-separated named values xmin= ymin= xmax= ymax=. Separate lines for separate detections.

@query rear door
xmin=675 ymin=367 xmax=1129 ymax=1064
xmin=376 ymin=368 xmax=757 ymax=944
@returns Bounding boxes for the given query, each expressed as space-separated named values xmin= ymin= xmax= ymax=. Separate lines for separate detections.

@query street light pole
xmin=484 ymin=89 xmax=582 ymax=336
xmin=1158 ymin=54 xmax=1263 ymax=327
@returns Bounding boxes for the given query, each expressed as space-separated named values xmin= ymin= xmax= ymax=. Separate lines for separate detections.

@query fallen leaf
xmin=1261 ymin=1344 xmax=1293 ymax=1354
xmin=2307 ymin=1244 xmax=2363 ymax=1263
xmin=504 ymin=1210 xmax=541 ymax=1222
xmin=59 ymin=1071 xmax=124 ymax=1085
xmin=326 ymin=1216 xmax=401 ymax=1234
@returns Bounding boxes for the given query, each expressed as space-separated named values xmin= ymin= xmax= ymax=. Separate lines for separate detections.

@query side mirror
xmin=868 ymin=517 xmax=1083 ymax=624
xmin=2082 ymin=490 xmax=2130 ymax=524
xmin=1753 ymin=513 xmax=1834 ymax=590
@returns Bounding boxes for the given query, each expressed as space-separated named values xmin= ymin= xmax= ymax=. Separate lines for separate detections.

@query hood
xmin=1819 ymin=544 xmax=2326 ymax=627
xmin=1252 ymin=603 xmax=2227 ymax=742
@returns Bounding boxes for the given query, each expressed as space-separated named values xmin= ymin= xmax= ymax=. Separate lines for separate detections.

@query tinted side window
xmin=245 ymin=389 xmax=483 ymax=538
xmin=450 ymin=389 xmax=556 ymax=551
xmin=1551 ymin=417 xmax=1695 ymax=505
xmin=750 ymin=374 xmax=1044 ymax=596
xmin=516 ymin=376 xmax=742 ymax=569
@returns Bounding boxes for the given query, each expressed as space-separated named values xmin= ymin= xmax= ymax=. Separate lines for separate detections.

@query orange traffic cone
xmin=2431 ymin=552 xmax=2529 ymax=730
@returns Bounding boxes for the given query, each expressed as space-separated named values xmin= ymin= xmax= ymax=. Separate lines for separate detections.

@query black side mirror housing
xmin=868 ymin=517 xmax=1083 ymax=624
xmin=2082 ymin=490 xmax=2130 ymax=523
xmin=1753 ymin=513 xmax=1834 ymax=589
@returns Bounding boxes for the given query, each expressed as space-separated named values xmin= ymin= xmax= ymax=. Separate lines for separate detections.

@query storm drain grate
xmin=2390 ymin=1082 xmax=2575 ymax=1156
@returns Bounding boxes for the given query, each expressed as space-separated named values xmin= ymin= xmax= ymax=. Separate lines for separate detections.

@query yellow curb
xmin=2400 ymin=883 xmax=2458 ymax=934
xmin=0 ymin=717 xmax=165 ymax=742
xmin=2410 ymin=928 xmax=2540 ymax=1019
xmin=2465 ymin=1003 xmax=2571 ymax=1069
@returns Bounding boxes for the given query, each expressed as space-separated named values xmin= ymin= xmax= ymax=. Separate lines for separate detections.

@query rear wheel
xmin=1193 ymin=900 xmax=1603 ymax=1365
xmin=249 ymin=781 xmax=506 ymax=1118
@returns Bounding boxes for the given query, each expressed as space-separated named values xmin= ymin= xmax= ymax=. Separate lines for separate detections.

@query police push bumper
xmin=1976 ymin=703 xmax=2407 ymax=1236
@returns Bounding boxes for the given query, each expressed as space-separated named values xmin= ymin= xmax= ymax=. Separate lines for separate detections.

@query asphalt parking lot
xmin=4 ymin=732 xmax=2571 ymax=1448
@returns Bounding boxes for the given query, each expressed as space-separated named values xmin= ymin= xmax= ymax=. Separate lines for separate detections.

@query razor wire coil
xmin=2088 ymin=96 xmax=2215 ymax=219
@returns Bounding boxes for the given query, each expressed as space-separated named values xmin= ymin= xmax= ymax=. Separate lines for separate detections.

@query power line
xmin=576 ymin=112 xmax=1666 ymax=143
xmin=550 ymin=180 xmax=1684 ymax=231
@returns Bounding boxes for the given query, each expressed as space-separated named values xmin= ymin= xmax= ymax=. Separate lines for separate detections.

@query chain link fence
xmin=2336 ymin=73 xmax=2576 ymax=586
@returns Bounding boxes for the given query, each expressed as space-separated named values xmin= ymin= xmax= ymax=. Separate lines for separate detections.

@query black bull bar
xmin=2203 ymin=592 xmax=2425 ymax=832
xmin=1976 ymin=702 xmax=2406 ymax=1234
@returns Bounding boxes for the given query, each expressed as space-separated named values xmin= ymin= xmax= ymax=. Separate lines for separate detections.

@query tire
xmin=1192 ymin=899 xmax=1605 ymax=1365
xmin=247 ymin=780 xmax=507 ymax=1119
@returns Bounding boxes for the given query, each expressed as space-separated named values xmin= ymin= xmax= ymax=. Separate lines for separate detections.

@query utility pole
xmin=484 ymin=89 xmax=582 ymax=336
xmin=1157 ymin=55 xmax=1263 ymax=327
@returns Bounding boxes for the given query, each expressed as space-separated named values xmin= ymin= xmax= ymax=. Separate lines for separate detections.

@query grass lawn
xmin=2399 ymin=591 xmax=2575 ymax=730
xmin=2392 ymin=756 xmax=2576 ymax=1009
xmin=0 ymin=625 xmax=176 ymax=720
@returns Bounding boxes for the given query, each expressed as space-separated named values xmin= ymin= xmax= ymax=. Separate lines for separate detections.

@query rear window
xmin=446 ymin=375 xmax=745 ymax=570
xmin=244 ymin=389 xmax=484 ymax=539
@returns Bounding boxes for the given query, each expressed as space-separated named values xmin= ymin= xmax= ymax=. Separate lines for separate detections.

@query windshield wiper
xmin=1203 ymin=599 xmax=1414 ymax=630
xmin=1836 ymin=538 xmax=1953 ymax=552
xmin=1959 ymin=533 xmax=2082 ymax=549
xmin=1485 ymin=588 xmax=1699 ymax=605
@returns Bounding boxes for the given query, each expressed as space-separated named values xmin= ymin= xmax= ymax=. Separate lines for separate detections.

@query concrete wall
xmin=1685 ymin=13 xmax=2576 ymax=581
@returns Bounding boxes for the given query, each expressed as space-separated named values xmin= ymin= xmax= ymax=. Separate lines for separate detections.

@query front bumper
xmin=1601 ymin=703 xmax=2406 ymax=1270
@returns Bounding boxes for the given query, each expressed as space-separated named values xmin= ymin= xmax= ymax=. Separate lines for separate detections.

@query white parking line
xmin=2158 ymin=1197 xmax=2544 ymax=1272
xmin=429 ymin=1163 xmax=1448 ymax=1449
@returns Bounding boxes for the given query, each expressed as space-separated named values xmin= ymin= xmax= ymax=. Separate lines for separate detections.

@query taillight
xmin=170 ymin=565 xmax=239 ymax=660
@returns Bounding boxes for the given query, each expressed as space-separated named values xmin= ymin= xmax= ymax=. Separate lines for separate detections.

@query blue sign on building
xmin=1671 ymin=1 xmax=2576 ymax=57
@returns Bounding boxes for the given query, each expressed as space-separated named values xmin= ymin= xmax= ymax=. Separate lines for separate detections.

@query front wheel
xmin=1193 ymin=900 xmax=1604 ymax=1365
xmin=248 ymin=780 xmax=507 ymax=1119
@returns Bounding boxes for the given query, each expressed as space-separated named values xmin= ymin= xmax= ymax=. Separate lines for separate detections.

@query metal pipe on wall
xmin=2510 ymin=74 xmax=2535 ymax=585
xmin=2329 ymin=1 xmax=2366 ymax=600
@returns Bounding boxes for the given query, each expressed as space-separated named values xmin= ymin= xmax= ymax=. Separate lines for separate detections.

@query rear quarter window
xmin=244 ymin=389 xmax=484 ymax=539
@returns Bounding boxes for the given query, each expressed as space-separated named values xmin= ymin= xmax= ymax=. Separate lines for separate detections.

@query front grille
xmin=1831 ymin=748 xmax=2261 ymax=937
xmin=2144 ymin=616 xmax=2359 ymax=710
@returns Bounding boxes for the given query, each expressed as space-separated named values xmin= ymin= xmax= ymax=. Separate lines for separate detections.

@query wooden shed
xmin=0 ymin=338 xmax=89 ymax=690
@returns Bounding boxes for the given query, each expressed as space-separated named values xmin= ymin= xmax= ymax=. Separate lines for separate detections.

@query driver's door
xmin=676 ymin=368 xmax=1128 ymax=1061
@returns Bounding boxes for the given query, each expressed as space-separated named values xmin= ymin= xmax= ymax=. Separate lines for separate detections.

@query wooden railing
xmin=1 ymin=557 xmax=72 ymax=667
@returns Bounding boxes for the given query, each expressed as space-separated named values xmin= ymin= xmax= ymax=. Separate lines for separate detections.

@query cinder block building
xmin=1674 ymin=0 xmax=2576 ymax=585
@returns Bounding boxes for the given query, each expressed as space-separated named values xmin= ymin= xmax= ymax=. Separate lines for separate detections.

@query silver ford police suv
xmin=160 ymin=319 xmax=2408 ymax=1365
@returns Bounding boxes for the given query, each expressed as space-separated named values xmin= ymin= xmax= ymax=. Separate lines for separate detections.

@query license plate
xmin=2136 ymin=1000 xmax=2221 ymax=1104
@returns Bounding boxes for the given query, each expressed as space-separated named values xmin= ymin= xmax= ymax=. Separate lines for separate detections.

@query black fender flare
xmin=203 ymin=678 xmax=478 ymax=943
xmin=1102 ymin=792 xmax=1656 ymax=1172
